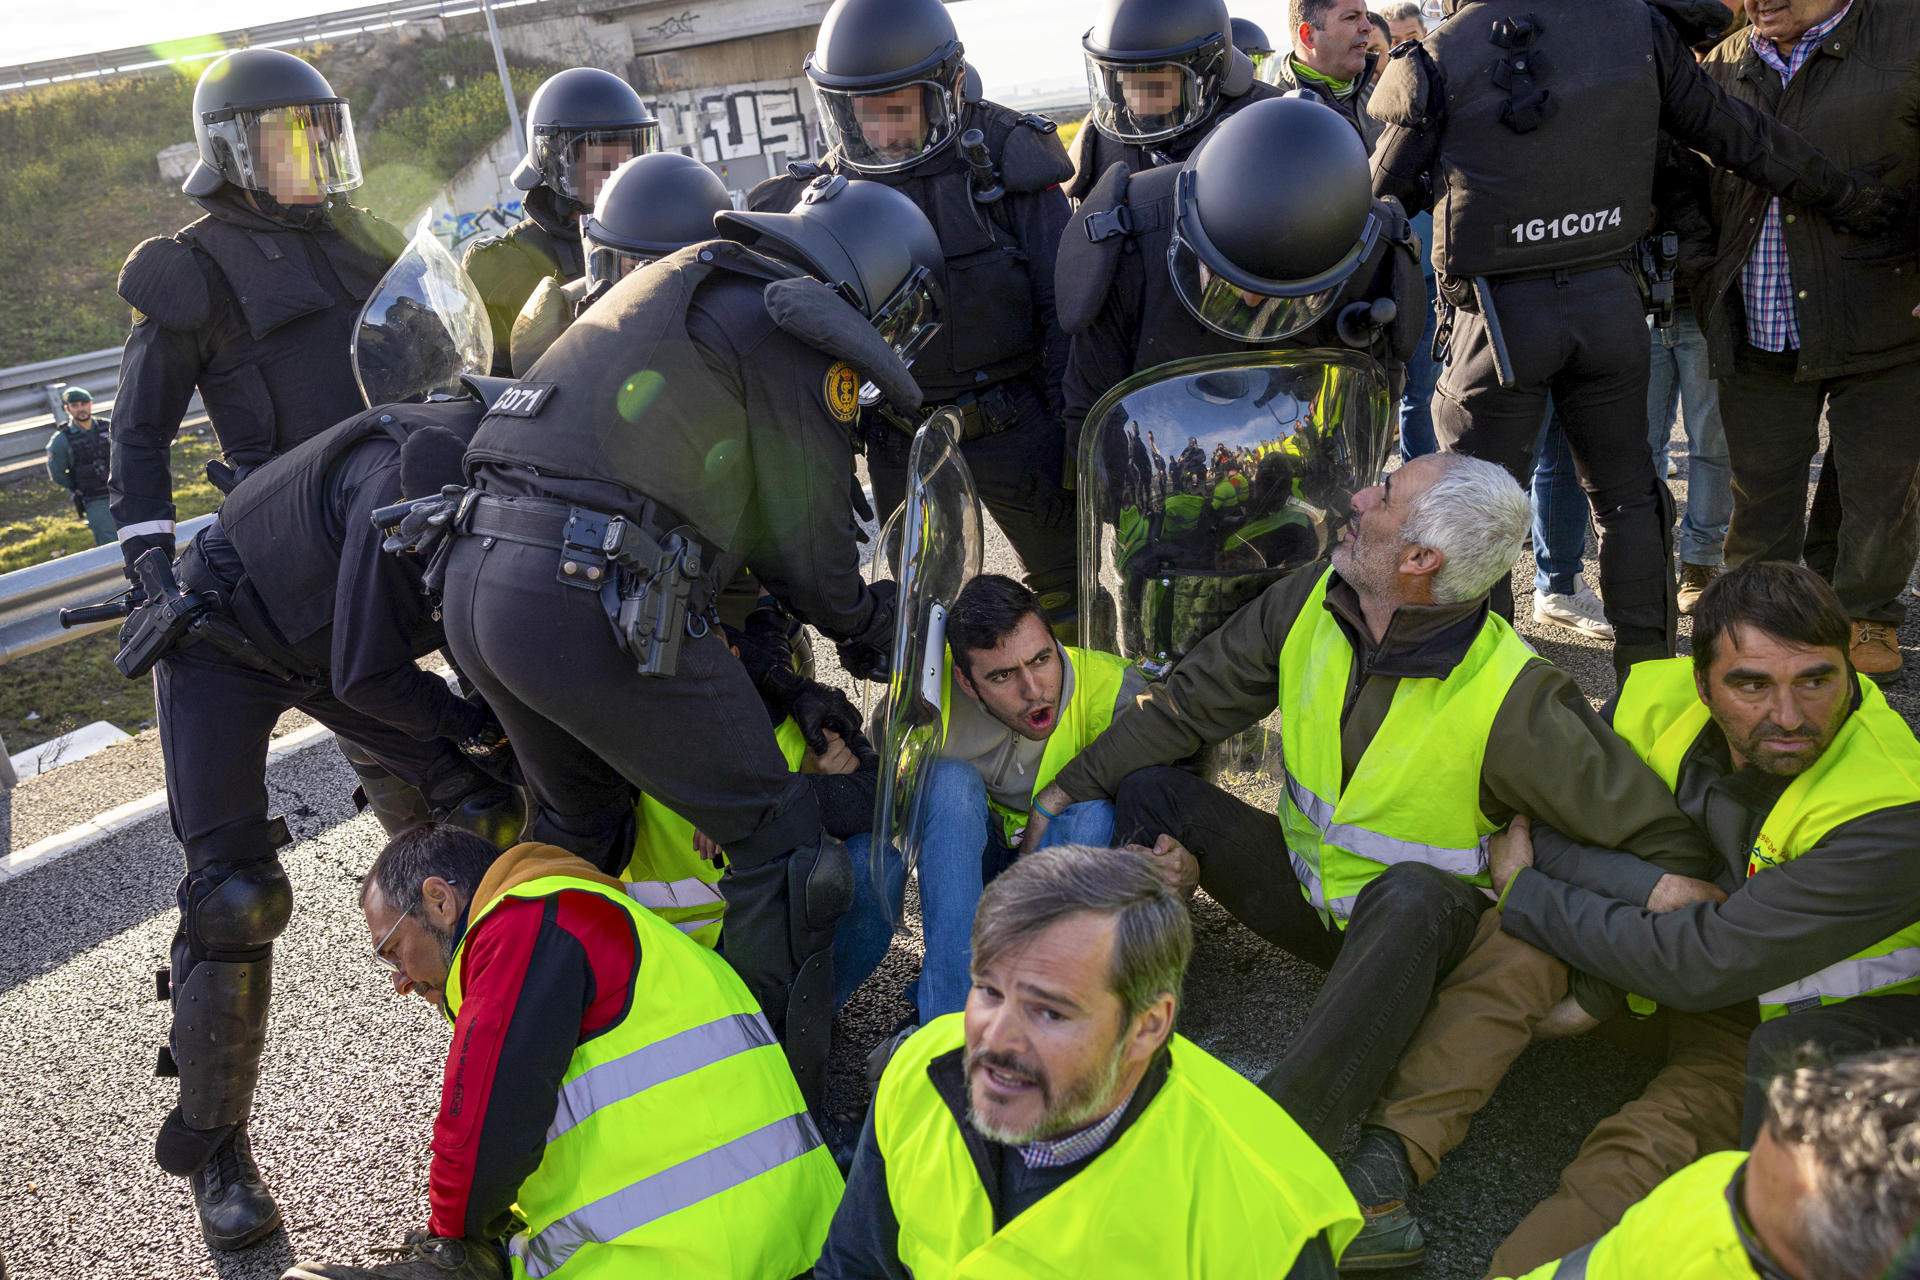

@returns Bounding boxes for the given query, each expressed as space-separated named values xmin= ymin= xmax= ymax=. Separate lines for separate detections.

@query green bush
xmin=0 ymin=39 xmax=560 ymax=367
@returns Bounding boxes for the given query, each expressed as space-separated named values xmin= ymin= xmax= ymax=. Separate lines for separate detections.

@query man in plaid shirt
xmin=1701 ymin=0 xmax=1920 ymax=682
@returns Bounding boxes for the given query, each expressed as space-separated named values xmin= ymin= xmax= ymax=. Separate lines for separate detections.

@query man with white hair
xmin=1022 ymin=452 xmax=1717 ymax=1163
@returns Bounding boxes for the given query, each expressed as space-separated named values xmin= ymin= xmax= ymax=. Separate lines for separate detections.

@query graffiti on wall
xmin=642 ymin=80 xmax=815 ymax=168
xmin=433 ymin=199 xmax=524 ymax=250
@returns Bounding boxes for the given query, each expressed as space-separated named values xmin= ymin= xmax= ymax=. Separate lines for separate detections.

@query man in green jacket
xmin=44 ymin=387 xmax=114 ymax=545
xmin=1023 ymin=451 xmax=1717 ymax=1180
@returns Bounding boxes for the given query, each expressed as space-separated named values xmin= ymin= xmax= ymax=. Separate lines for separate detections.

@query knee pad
xmin=441 ymin=783 xmax=527 ymax=852
xmin=184 ymin=860 xmax=294 ymax=963
xmin=525 ymin=797 xmax=636 ymax=873
xmin=789 ymin=835 xmax=854 ymax=950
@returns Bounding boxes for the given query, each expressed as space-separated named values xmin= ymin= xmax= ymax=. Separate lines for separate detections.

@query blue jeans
xmin=1532 ymin=408 xmax=1590 ymax=598
xmin=1646 ymin=309 xmax=1730 ymax=567
xmin=835 ymin=758 xmax=1116 ymax=1021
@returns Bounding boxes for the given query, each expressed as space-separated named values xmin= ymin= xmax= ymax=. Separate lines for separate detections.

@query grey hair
xmin=971 ymin=844 xmax=1194 ymax=1023
xmin=1764 ymin=1048 xmax=1920 ymax=1279
xmin=360 ymin=823 xmax=499 ymax=916
xmin=1377 ymin=1 xmax=1425 ymax=23
xmin=1398 ymin=453 xmax=1530 ymax=605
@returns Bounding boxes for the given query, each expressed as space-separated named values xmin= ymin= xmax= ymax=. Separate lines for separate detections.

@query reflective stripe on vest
xmin=1613 ymin=659 xmax=1920 ymax=1022
xmin=624 ymin=718 xmax=809 ymax=948
xmin=1276 ymin=569 xmax=1535 ymax=928
xmin=512 ymin=1113 xmax=825 ymax=1279
xmin=875 ymin=1014 xmax=1363 ymax=1277
xmin=1506 ymin=1151 xmax=1756 ymax=1279
xmin=938 ymin=645 xmax=1132 ymax=846
xmin=445 ymin=872 xmax=841 ymax=1279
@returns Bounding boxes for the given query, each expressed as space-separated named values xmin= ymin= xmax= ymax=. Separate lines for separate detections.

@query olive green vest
xmin=444 ymin=874 xmax=842 ymax=1279
xmin=1613 ymin=658 xmax=1920 ymax=1021
xmin=624 ymin=718 xmax=809 ymax=949
xmin=1277 ymin=568 xmax=1536 ymax=927
xmin=875 ymin=1014 xmax=1362 ymax=1277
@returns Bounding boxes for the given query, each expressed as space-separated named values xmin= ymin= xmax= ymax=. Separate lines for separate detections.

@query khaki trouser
xmin=1362 ymin=911 xmax=1747 ymax=1278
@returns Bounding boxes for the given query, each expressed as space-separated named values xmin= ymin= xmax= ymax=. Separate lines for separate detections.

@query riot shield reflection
xmin=351 ymin=213 xmax=493 ymax=408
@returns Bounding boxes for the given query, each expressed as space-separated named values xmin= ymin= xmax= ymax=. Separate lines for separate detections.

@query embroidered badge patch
xmin=823 ymin=362 xmax=861 ymax=425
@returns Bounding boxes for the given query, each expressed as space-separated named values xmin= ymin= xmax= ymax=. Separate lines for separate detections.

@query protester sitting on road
xmin=836 ymin=574 xmax=1142 ymax=1023
xmin=1348 ymin=561 xmax=1920 ymax=1275
xmin=282 ymin=826 xmax=842 ymax=1280
xmin=817 ymin=842 xmax=1364 ymax=1278
xmin=1498 ymin=1047 xmax=1920 ymax=1280
xmin=43 ymin=387 xmax=115 ymax=545
xmin=1020 ymin=452 xmax=1717 ymax=1170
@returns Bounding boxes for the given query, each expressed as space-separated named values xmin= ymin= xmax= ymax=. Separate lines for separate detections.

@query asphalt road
xmin=0 ymin=451 xmax=1914 ymax=1280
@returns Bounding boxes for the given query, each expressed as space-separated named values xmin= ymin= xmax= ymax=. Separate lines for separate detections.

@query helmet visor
xmin=1167 ymin=231 xmax=1348 ymax=345
xmin=530 ymin=124 xmax=662 ymax=205
xmin=584 ymin=241 xmax=656 ymax=292
xmin=868 ymin=265 xmax=942 ymax=368
xmin=205 ymin=101 xmax=361 ymax=200
xmin=1084 ymin=57 xmax=1209 ymax=144
xmin=815 ymin=80 xmax=960 ymax=174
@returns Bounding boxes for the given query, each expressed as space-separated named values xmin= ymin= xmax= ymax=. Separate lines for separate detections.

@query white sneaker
xmin=1533 ymin=582 xmax=1616 ymax=641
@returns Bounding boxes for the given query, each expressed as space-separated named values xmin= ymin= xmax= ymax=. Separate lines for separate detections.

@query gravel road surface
xmin=1 ymin=451 xmax=1913 ymax=1280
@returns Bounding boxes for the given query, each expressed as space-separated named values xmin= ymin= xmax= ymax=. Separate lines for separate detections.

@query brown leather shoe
xmin=1677 ymin=562 xmax=1718 ymax=615
xmin=1851 ymin=620 xmax=1905 ymax=683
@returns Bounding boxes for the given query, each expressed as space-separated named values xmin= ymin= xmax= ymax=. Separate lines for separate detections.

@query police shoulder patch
xmin=489 ymin=381 xmax=556 ymax=418
xmin=823 ymin=362 xmax=861 ymax=425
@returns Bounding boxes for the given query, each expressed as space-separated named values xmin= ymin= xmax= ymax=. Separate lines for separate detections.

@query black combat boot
xmin=282 ymin=1233 xmax=508 ymax=1280
xmin=191 ymin=1124 xmax=281 ymax=1251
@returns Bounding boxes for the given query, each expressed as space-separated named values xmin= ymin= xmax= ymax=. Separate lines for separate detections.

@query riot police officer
xmin=1061 ymin=96 xmax=1426 ymax=440
xmin=750 ymin=0 xmax=1082 ymax=623
xmin=1067 ymin=0 xmax=1280 ymax=201
xmin=463 ymin=67 xmax=660 ymax=374
xmin=1368 ymin=0 xmax=1895 ymax=676
xmin=139 ymin=367 xmax=520 ymax=1251
xmin=436 ymin=176 xmax=941 ymax=1109
xmin=509 ymin=150 xmax=732 ymax=375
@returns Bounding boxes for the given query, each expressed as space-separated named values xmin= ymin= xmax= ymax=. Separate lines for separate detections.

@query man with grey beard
xmin=816 ymin=843 xmax=1363 ymax=1278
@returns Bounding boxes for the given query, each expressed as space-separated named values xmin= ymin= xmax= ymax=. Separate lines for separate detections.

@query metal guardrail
xmin=0 ymin=347 xmax=122 ymax=422
xmin=0 ymin=513 xmax=215 ymax=670
xmin=0 ymin=0 xmax=554 ymax=93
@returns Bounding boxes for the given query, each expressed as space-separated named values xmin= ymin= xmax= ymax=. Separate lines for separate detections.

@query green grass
xmin=0 ymin=427 xmax=228 ymax=750
xmin=0 ymin=39 xmax=564 ymax=367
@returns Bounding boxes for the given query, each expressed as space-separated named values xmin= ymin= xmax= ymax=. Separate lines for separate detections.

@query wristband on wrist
xmin=1031 ymin=798 xmax=1061 ymax=822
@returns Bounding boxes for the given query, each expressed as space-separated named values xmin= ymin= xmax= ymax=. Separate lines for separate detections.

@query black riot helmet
xmin=1168 ymin=96 xmax=1379 ymax=344
xmin=511 ymin=68 xmax=662 ymax=211
xmin=184 ymin=48 xmax=362 ymax=201
xmin=805 ymin=0 xmax=968 ymax=174
xmin=1229 ymin=17 xmax=1275 ymax=58
xmin=1082 ymin=0 xmax=1255 ymax=145
xmin=717 ymin=175 xmax=945 ymax=367
xmin=580 ymin=153 xmax=732 ymax=290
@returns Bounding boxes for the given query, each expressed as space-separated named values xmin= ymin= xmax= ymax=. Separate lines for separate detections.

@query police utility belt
xmin=114 ymin=535 xmax=314 ymax=686
xmin=457 ymin=492 xmax=715 ymax=680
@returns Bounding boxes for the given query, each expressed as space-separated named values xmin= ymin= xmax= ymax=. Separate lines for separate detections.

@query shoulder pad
xmin=118 ymin=236 xmax=210 ymax=331
xmin=761 ymin=276 xmax=923 ymax=417
xmin=1064 ymin=122 xmax=1104 ymax=202
xmin=747 ymin=170 xmax=811 ymax=214
xmin=459 ymin=233 xmax=506 ymax=270
xmin=1370 ymin=40 xmax=1440 ymax=129
xmin=999 ymin=113 xmax=1075 ymax=193
xmin=1372 ymin=195 xmax=1412 ymax=246
xmin=510 ymin=276 xmax=576 ymax=378
xmin=1055 ymin=162 xmax=1137 ymax=336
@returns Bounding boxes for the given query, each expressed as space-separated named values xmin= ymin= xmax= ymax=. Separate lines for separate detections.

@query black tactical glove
xmin=381 ymin=493 xmax=460 ymax=559
xmin=1830 ymin=170 xmax=1908 ymax=238
xmin=764 ymin=667 xmax=865 ymax=755
xmin=454 ymin=701 xmax=512 ymax=773
xmin=732 ymin=598 xmax=802 ymax=690
xmin=836 ymin=579 xmax=898 ymax=683
xmin=119 ymin=531 xmax=174 ymax=588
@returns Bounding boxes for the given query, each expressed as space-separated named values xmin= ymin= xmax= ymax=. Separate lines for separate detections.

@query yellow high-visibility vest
xmin=445 ymin=873 xmax=843 ymax=1279
xmin=625 ymin=718 xmax=809 ymax=949
xmin=874 ymin=1014 xmax=1362 ymax=1277
xmin=1500 ymin=1151 xmax=1757 ymax=1279
xmin=1276 ymin=568 xmax=1536 ymax=927
xmin=1613 ymin=658 xmax=1920 ymax=1020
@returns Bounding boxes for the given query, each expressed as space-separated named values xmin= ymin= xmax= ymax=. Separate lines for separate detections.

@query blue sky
xmin=8 ymin=0 xmax=1294 ymax=96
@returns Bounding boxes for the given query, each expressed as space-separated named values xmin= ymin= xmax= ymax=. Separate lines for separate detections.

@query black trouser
xmin=1720 ymin=344 xmax=1920 ymax=624
xmin=1115 ymin=765 xmax=1488 ymax=1151
xmin=1740 ymin=994 xmax=1920 ymax=1146
xmin=440 ymin=534 xmax=850 ymax=1105
xmin=152 ymin=647 xmax=477 ymax=1159
xmin=868 ymin=372 xmax=1078 ymax=612
xmin=1433 ymin=264 xmax=1676 ymax=674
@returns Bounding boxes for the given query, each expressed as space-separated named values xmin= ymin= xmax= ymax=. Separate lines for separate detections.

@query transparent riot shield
xmin=351 ymin=212 xmax=493 ymax=408
xmin=1077 ymin=350 xmax=1394 ymax=782
xmin=868 ymin=407 xmax=983 ymax=925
